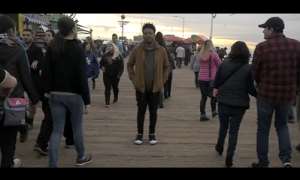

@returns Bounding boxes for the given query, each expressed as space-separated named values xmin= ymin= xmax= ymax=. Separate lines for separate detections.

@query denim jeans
xmin=256 ymin=98 xmax=292 ymax=167
xmin=176 ymin=57 xmax=182 ymax=68
xmin=198 ymin=80 xmax=216 ymax=115
xmin=288 ymin=107 xmax=294 ymax=120
xmin=297 ymin=94 xmax=300 ymax=131
xmin=217 ymin=106 xmax=246 ymax=156
xmin=49 ymin=93 xmax=85 ymax=167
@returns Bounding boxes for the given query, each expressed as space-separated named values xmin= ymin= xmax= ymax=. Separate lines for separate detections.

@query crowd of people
xmin=0 ymin=14 xmax=299 ymax=168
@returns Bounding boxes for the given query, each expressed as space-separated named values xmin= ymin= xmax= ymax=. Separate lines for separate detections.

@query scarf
xmin=0 ymin=33 xmax=18 ymax=46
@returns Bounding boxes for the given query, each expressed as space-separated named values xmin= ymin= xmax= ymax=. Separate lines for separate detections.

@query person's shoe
xmin=149 ymin=134 xmax=157 ymax=145
xmin=105 ymin=101 xmax=109 ymax=108
xmin=12 ymin=159 xmax=21 ymax=168
xmin=113 ymin=97 xmax=118 ymax=103
xmin=159 ymin=103 xmax=164 ymax=108
xmin=296 ymin=143 xmax=300 ymax=152
xmin=212 ymin=111 xmax=218 ymax=117
xmin=215 ymin=143 xmax=223 ymax=155
xmin=28 ymin=123 xmax=34 ymax=130
xmin=134 ymin=134 xmax=143 ymax=145
xmin=200 ymin=115 xmax=209 ymax=122
xmin=75 ymin=154 xmax=93 ymax=166
xmin=288 ymin=119 xmax=295 ymax=123
xmin=225 ymin=155 xmax=233 ymax=168
xmin=65 ymin=144 xmax=75 ymax=148
xmin=34 ymin=144 xmax=49 ymax=155
xmin=251 ymin=162 xmax=268 ymax=168
xmin=283 ymin=158 xmax=293 ymax=168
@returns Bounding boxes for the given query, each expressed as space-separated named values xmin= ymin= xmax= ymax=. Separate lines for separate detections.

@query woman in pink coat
xmin=198 ymin=40 xmax=222 ymax=121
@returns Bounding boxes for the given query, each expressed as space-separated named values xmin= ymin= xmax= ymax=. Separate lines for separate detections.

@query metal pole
xmin=122 ymin=22 xmax=124 ymax=40
xmin=183 ymin=17 xmax=184 ymax=38
xmin=209 ymin=14 xmax=216 ymax=40
xmin=209 ymin=15 xmax=213 ymax=40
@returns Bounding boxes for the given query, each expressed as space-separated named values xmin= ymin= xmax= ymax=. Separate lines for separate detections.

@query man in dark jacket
xmin=22 ymin=28 xmax=44 ymax=130
xmin=252 ymin=17 xmax=300 ymax=168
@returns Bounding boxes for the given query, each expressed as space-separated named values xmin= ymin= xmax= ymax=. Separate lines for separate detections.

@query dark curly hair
xmin=227 ymin=41 xmax=251 ymax=64
xmin=142 ymin=22 xmax=156 ymax=34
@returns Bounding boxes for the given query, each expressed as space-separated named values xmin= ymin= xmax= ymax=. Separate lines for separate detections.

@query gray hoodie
xmin=139 ymin=41 xmax=159 ymax=91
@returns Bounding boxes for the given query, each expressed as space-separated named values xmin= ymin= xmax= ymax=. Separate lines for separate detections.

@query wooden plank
xmin=5 ymin=57 xmax=299 ymax=167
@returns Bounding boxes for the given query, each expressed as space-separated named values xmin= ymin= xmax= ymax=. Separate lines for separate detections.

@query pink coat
xmin=198 ymin=51 xmax=222 ymax=81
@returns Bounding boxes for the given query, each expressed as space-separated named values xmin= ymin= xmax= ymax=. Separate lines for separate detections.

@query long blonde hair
xmin=198 ymin=40 xmax=214 ymax=61
xmin=108 ymin=42 xmax=121 ymax=60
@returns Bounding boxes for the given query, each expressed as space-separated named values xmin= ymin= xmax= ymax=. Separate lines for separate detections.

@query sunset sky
xmin=72 ymin=13 xmax=300 ymax=54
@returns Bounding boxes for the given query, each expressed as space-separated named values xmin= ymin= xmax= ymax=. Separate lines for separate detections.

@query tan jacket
xmin=127 ymin=43 xmax=170 ymax=93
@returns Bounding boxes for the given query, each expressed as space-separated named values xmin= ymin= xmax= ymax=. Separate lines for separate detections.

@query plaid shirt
xmin=252 ymin=33 xmax=300 ymax=103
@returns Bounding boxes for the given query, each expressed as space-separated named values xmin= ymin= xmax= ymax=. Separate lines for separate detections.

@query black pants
xmin=199 ymin=80 xmax=216 ymax=115
xmin=103 ymin=74 xmax=120 ymax=103
xmin=0 ymin=118 xmax=18 ymax=167
xmin=217 ymin=105 xmax=246 ymax=156
xmin=164 ymin=74 xmax=173 ymax=99
xmin=92 ymin=66 xmax=96 ymax=89
xmin=194 ymin=72 xmax=199 ymax=88
xmin=184 ymin=55 xmax=190 ymax=65
xmin=36 ymin=96 xmax=74 ymax=149
xmin=136 ymin=91 xmax=160 ymax=134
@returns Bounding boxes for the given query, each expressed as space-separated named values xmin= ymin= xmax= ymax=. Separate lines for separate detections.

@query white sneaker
xmin=13 ymin=159 xmax=21 ymax=168
xmin=134 ymin=134 xmax=143 ymax=145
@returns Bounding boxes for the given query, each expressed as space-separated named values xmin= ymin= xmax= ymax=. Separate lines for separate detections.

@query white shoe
xmin=13 ymin=159 xmax=21 ymax=168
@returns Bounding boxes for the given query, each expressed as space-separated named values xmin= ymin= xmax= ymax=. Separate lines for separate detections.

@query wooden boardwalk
xmin=12 ymin=58 xmax=300 ymax=167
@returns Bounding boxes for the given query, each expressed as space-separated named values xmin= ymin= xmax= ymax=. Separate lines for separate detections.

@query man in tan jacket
xmin=127 ymin=23 xmax=170 ymax=145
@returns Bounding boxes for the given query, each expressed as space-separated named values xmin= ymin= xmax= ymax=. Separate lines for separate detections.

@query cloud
xmin=74 ymin=13 xmax=300 ymax=52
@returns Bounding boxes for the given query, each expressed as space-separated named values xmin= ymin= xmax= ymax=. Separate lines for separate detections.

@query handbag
xmin=207 ymin=54 xmax=214 ymax=98
xmin=3 ymin=98 xmax=28 ymax=126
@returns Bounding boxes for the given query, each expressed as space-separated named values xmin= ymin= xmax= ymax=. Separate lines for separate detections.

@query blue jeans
xmin=288 ymin=107 xmax=294 ymax=120
xmin=49 ymin=94 xmax=85 ymax=167
xmin=256 ymin=98 xmax=292 ymax=167
xmin=217 ymin=107 xmax=246 ymax=156
xmin=176 ymin=57 xmax=182 ymax=68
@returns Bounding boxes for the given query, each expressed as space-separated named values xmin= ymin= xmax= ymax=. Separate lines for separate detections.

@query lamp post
xmin=209 ymin=13 xmax=217 ymax=40
xmin=117 ymin=14 xmax=129 ymax=42
xmin=210 ymin=13 xmax=234 ymax=40
xmin=166 ymin=25 xmax=173 ymax=35
xmin=174 ymin=15 xmax=184 ymax=38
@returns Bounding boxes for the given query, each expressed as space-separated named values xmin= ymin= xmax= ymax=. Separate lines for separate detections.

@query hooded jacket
xmin=0 ymin=35 xmax=39 ymax=104
xmin=127 ymin=41 xmax=170 ymax=93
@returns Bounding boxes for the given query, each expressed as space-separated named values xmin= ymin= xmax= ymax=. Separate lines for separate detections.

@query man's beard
xmin=24 ymin=40 xmax=32 ymax=44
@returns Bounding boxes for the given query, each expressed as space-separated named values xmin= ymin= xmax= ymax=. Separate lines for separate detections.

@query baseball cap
xmin=258 ymin=17 xmax=285 ymax=31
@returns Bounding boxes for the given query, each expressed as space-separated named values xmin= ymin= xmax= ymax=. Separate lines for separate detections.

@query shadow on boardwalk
xmin=11 ymin=58 xmax=300 ymax=167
